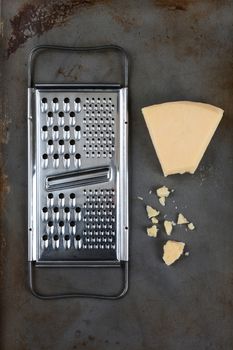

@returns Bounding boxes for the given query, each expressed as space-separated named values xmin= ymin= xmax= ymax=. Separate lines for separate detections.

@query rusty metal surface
xmin=1 ymin=0 xmax=233 ymax=349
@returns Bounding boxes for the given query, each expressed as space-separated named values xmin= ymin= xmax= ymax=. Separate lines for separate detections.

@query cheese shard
xmin=142 ymin=101 xmax=224 ymax=176
xmin=188 ymin=222 xmax=195 ymax=230
xmin=151 ymin=217 xmax=159 ymax=224
xmin=163 ymin=240 xmax=185 ymax=266
xmin=146 ymin=205 xmax=160 ymax=218
xmin=164 ymin=220 xmax=173 ymax=235
xmin=177 ymin=213 xmax=189 ymax=224
xmin=156 ymin=186 xmax=170 ymax=198
xmin=157 ymin=186 xmax=170 ymax=206
xmin=147 ymin=225 xmax=158 ymax=237
xmin=159 ymin=197 xmax=166 ymax=206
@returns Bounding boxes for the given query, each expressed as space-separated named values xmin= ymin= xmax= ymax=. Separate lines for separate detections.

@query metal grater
xmin=28 ymin=45 xmax=129 ymax=299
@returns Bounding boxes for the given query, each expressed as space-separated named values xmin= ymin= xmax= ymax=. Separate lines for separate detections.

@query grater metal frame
xmin=28 ymin=45 xmax=129 ymax=299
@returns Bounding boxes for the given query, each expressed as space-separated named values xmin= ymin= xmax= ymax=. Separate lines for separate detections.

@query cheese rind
xmin=163 ymin=240 xmax=185 ymax=266
xmin=142 ymin=101 xmax=224 ymax=176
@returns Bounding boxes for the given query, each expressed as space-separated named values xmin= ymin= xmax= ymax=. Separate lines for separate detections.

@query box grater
xmin=28 ymin=45 xmax=129 ymax=299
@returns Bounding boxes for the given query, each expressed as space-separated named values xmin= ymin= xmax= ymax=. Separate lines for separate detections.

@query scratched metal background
xmin=1 ymin=0 xmax=233 ymax=349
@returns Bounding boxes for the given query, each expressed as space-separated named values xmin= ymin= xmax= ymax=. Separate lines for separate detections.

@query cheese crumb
xmin=188 ymin=222 xmax=195 ymax=230
xmin=163 ymin=240 xmax=185 ymax=266
xmin=146 ymin=205 xmax=160 ymax=218
xmin=137 ymin=196 xmax=143 ymax=201
xmin=151 ymin=217 xmax=159 ymax=224
xmin=164 ymin=220 xmax=173 ymax=235
xmin=177 ymin=213 xmax=189 ymax=224
xmin=159 ymin=196 xmax=166 ymax=206
xmin=156 ymin=186 xmax=170 ymax=198
xmin=147 ymin=225 xmax=158 ymax=237
xmin=185 ymin=251 xmax=190 ymax=256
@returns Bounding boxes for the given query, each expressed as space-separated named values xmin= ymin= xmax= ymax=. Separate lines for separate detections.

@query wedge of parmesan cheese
xmin=146 ymin=205 xmax=160 ymax=219
xmin=142 ymin=101 xmax=223 ymax=176
xmin=163 ymin=240 xmax=185 ymax=266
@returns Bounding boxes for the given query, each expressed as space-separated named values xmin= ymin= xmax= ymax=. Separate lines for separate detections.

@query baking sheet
xmin=1 ymin=0 xmax=233 ymax=349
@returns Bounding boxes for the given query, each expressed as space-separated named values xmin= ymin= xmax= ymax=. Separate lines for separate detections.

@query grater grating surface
xmin=29 ymin=87 xmax=128 ymax=265
xmin=28 ymin=45 xmax=128 ymax=299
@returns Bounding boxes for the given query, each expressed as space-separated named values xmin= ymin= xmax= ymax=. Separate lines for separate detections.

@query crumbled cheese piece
xmin=147 ymin=225 xmax=158 ymax=237
xmin=159 ymin=196 xmax=166 ymax=206
xmin=146 ymin=205 xmax=160 ymax=218
xmin=151 ymin=217 xmax=159 ymax=224
xmin=156 ymin=186 xmax=170 ymax=198
xmin=137 ymin=196 xmax=143 ymax=201
xmin=185 ymin=251 xmax=190 ymax=256
xmin=188 ymin=222 xmax=195 ymax=230
xmin=163 ymin=240 xmax=185 ymax=266
xmin=164 ymin=220 xmax=173 ymax=235
xmin=177 ymin=213 xmax=189 ymax=224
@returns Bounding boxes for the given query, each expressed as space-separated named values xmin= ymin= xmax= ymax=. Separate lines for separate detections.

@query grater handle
xmin=28 ymin=44 xmax=129 ymax=88
xmin=28 ymin=261 xmax=128 ymax=300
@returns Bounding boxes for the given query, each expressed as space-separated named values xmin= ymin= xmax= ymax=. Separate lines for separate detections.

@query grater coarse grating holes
xmin=28 ymin=45 xmax=129 ymax=299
